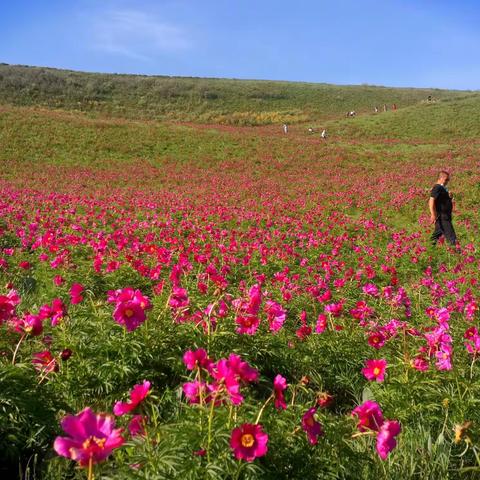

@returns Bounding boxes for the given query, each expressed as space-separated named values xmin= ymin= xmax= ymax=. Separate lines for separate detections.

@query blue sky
xmin=1 ymin=0 xmax=479 ymax=89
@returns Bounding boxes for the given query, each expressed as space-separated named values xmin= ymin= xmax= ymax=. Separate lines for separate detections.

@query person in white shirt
xmin=321 ymin=129 xmax=327 ymax=140
xmin=283 ymin=124 xmax=288 ymax=134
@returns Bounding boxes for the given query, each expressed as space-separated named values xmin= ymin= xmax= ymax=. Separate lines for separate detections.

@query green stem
xmin=206 ymin=395 xmax=216 ymax=463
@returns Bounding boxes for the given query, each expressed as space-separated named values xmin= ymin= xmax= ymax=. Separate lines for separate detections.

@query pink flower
xmin=363 ymin=283 xmax=379 ymax=297
xmin=376 ymin=420 xmax=401 ymax=460
xmin=113 ymin=381 xmax=151 ymax=416
xmin=273 ymin=374 xmax=287 ymax=410
xmin=435 ymin=345 xmax=453 ymax=371
xmin=315 ymin=314 xmax=328 ymax=333
xmin=264 ymin=300 xmax=286 ymax=333
xmin=411 ymin=356 xmax=429 ymax=371
xmin=301 ymin=407 xmax=324 ymax=445
xmin=16 ymin=313 xmax=43 ymax=336
xmin=362 ymin=359 xmax=387 ymax=383
xmin=169 ymin=287 xmax=189 ymax=309
xmin=183 ymin=348 xmax=213 ymax=371
xmin=325 ymin=302 xmax=343 ymax=317
xmin=183 ymin=380 xmax=207 ymax=404
xmin=54 ymin=407 xmax=124 ymax=466
xmin=352 ymin=401 xmax=384 ymax=432
xmin=113 ymin=301 xmax=146 ymax=332
xmin=226 ymin=354 xmax=259 ymax=383
xmin=230 ymin=423 xmax=268 ymax=462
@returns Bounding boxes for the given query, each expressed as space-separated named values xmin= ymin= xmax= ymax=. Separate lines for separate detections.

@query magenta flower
xmin=183 ymin=380 xmax=207 ymax=404
xmin=54 ymin=407 xmax=124 ymax=466
xmin=264 ymin=300 xmax=286 ymax=333
xmin=235 ymin=315 xmax=260 ymax=335
xmin=113 ymin=301 xmax=146 ymax=332
xmin=301 ymin=407 xmax=324 ymax=445
xmin=315 ymin=314 xmax=327 ymax=333
xmin=362 ymin=359 xmax=387 ymax=382
xmin=324 ymin=302 xmax=343 ymax=317
xmin=128 ymin=415 xmax=146 ymax=437
xmin=435 ymin=345 xmax=453 ymax=371
xmin=230 ymin=423 xmax=268 ymax=462
xmin=183 ymin=348 xmax=213 ymax=371
xmin=226 ymin=353 xmax=259 ymax=383
xmin=169 ymin=287 xmax=189 ymax=309
xmin=273 ymin=374 xmax=287 ymax=410
xmin=367 ymin=332 xmax=386 ymax=349
xmin=363 ymin=283 xmax=379 ymax=297
xmin=0 ymin=290 xmax=20 ymax=323
xmin=411 ymin=356 xmax=429 ymax=371
xmin=352 ymin=401 xmax=384 ymax=432
xmin=376 ymin=420 xmax=401 ymax=460
xmin=70 ymin=283 xmax=84 ymax=304
xmin=16 ymin=313 xmax=43 ymax=336
xmin=113 ymin=380 xmax=151 ymax=416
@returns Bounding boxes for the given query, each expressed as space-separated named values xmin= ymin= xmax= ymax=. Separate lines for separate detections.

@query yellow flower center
xmin=373 ymin=367 xmax=381 ymax=376
xmin=125 ymin=308 xmax=134 ymax=318
xmin=82 ymin=436 xmax=106 ymax=450
xmin=241 ymin=433 xmax=255 ymax=448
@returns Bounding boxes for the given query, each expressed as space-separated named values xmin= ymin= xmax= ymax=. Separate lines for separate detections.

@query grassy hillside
xmin=326 ymin=94 xmax=480 ymax=141
xmin=0 ymin=64 xmax=475 ymax=125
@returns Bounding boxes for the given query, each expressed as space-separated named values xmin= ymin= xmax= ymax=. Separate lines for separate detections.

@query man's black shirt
xmin=430 ymin=184 xmax=452 ymax=218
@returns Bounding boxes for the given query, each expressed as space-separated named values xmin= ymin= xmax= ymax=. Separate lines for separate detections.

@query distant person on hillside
xmin=374 ymin=106 xmax=379 ymax=113
xmin=383 ymin=104 xmax=387 ymax=112
xmin=429 ymin=171 xmax=457 ymax=246
xmin=321 ymin=129 xmax=327 ymax=140
xmin=283 ymin=124 xmax=288 ymax=134
xmin=392 ymin=103 xmax=397 ymax=110
xmin=308 ymin=127 xmax=314 ymax=133
xmin=427 ymin=95 xmax=432 ymax=102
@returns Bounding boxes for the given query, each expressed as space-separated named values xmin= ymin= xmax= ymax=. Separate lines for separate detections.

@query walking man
xmin=283 ymin=123 xmax=288 ymax=134
xmin=429 ymin=171 xmax=457 ymax=246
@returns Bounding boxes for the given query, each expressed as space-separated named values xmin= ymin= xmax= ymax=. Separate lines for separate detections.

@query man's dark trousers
xmin=431 ymin=216 xmax=457 ymax=245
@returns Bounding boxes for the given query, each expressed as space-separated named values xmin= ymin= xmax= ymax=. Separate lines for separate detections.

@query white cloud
xmin=89 ymin=8 xmax=191 ymax=61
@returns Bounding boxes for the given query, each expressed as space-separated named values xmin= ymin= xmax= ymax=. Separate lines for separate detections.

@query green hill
xmin=326 ymin=94 xmax=480 ymax=140
xmin=0 ymin=63 xmax=475 ymax=125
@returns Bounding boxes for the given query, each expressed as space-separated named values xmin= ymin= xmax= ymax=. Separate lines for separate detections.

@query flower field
xmin=1 ymin=104 xmax=480 ymax=479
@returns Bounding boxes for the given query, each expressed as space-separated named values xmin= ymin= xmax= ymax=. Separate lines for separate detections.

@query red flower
xmin=230 ymin=423 xmax=268 ymax=462
xmin=32 ymin=350 xmax=58 ymax=374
